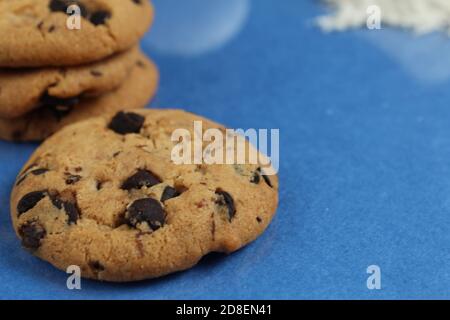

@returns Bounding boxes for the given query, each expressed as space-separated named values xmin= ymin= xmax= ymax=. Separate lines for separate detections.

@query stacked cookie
xmin=0 ymin=0 xmax=158 ymax=141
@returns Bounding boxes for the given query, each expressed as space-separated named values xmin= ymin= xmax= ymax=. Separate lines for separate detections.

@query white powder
xmin=317 ymin=0 xmax=450 ymax=35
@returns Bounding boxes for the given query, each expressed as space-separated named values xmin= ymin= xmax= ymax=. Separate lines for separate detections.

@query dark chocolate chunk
xmin=262 ymin=174 xmax=273 ymax=188
xmin=256 ymin=168 xmax=273 ymax=188
xmin=90 ymin=70 xmax=103 ymax=77
xmin=160 ymin=186 xmax=180 ymax=202
xmin=96 ymin=181 xmax=103 ymax=190
xmin=121 ymin=169 xmax=161 ymax=190
xmin=49 ymin=0 xmax=87 ymax=17
xmin=136 ymin=60 xmax=146 ymax=68
xmin=49 ymin=0 xmax=68 ymax=12
xmin=16 ymin=168 xmax=49 ymax=186
xmin=215 ymin=190 xmax=236 ymax=221
xmin=65 ymin=174 xmax=82 ymax=185
xmin=16 ymin=169 xmax=49 ymax=186
xmin=89 ymin=260 xmax=105 ymax=272
xmin=49 ymin=193 xmax=80 ymax=224
xmin=41 ymin=93 xmax=80 ymax=107
xmin=49 ymin=193 xmax=63 ymax=210
xmin=19 ymin=221 xmax=46 ymax=250
xmin=31 ymin=168 xmax=49 ymax=176
xmin=132 ymin=0 xmax=142 ymax=4
xmin=41 ymin=93 xmax=79 ymax=120
xmin=108 ymin=111 xmax=145 ymax=135
xmin=256 ymin=216 xmax=262 ymax=223
xmin=250 ymin=171 xmax=260 ymax=184
xmin=126 ymin=198 xmax=165 ymax=231
xmin=89 ymin=10 xmax=111 ymax=25
xmin=63 ymin=201 xmax=80 ymax=224
xmin=17 ymin=191 xmax=47 ymax=216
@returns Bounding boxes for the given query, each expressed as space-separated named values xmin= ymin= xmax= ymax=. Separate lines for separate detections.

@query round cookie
xmin=0 ymin=47 xmax=143 ymax=119
xmin=0 ymin=55 xmax=158 ymax=141
xmin=0 ymin=0 xmax=153 ymax=67
xmin=10 ymin=109 xmax=279 ymax=282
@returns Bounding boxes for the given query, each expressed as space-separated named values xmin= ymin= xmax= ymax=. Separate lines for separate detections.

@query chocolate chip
xmin=49 ymin=0 xmax=87 ymax=17
xmin=256 ymin=168 xmax=273 ymax=188
xmin=89 ymin=10 xmax=111 ymax=25
xmin=17 ymin=191 xmax=47 ymax=216
xmin=132 ymin=0 xmax=142 ymax=4
xmin=63 ymin=201 xmax=80 ymax=224
xmin=126 ymin=198 xmax=165 ymax=231
xmin=49 ymin=193 xmax=79 ymax=224
xmin=31 ymin=168 xmax=49 ymax=176
xmin=256 ymin=216 xmax=262 ymax=223
xmin=65 ymin=174 xmax=82 ymax=185
xmin=49 ymin=193 xmax=63 ymax=210
xmin=136 ymin=60 xmax=146 ymax=68
xmin=48 ymin=25 xmax=55 ymax=32
xmin=121 ymin=169 xmax=161 ymax=190
xmin=96 ymin=181 xmax=103 ymax=190
xmin=250 ymin=171 xmax=260 ymax=184
xmin=160 ymin=186 xmax=180 ymax=202
xmin=215 ymin=190 xmax=236 ymax=221
xmin=49 ymin=0 xmax=69 ymax=12
xmin=88 ymin=260 xmax=105 ymax=272
xmin=90 ymin=70 xmax=103 ymax=77
xmin=41 ymin=93 xmax=79 ymax=120
xmin=19 ymin=221 xmax=46 ymax=250
xmin=108 ymin=111 xmax=145 ymax=135
xmin=262 ymin=174 xmax=273 ymax=188
xmin=41 ymin=93 xmax=80 ymax=107
xmin=16 ymin=168 xmax=49 ymax=186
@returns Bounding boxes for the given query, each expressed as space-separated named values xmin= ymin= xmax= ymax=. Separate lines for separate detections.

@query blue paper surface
xmin=1 ymin=0 xmax=450 ymax=299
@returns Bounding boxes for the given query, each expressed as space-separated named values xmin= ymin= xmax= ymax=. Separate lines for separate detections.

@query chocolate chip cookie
xmin=10 ymin=109 xmax=279 ymax=281
xmin=0 ymin=0 xmax=153 ymax=67
xmin=0 ymin=54 xmax=158 ymax=141
xmin=0 ymin=47 xmax=143 ymax=119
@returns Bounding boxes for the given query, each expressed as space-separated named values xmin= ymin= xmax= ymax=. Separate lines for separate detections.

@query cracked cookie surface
xmin=0 ymin=53 xmax=158 ymax=141
xmin=0 ymin=0 xmax=153 ymax=67
xmin=0 ymin=47 xmax=142 ymax=119
xmin=10 ymin=109 xmax=279 ymax=281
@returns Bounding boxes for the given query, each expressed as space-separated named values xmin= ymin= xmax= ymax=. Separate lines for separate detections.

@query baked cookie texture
xmin=0 ymin=47 xmax=142 ymax=119
xmin=0 ymin=54 xmax=158 ymax=141
xmin=10 ymin=109 xmax=279 ymax=282
xmin=0 ymin=0 xmax=154 ymax=67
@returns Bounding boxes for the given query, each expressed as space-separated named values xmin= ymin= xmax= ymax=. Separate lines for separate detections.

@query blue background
xmin=1 ymin=0 xmax=450 ymax=299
